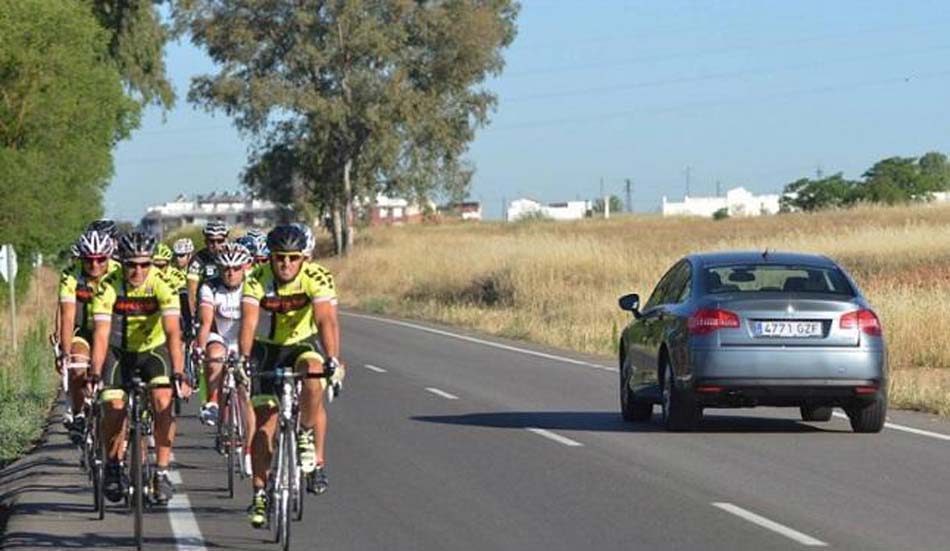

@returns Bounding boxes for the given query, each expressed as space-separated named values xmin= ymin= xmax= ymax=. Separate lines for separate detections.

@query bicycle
xmin=251 ymin=364 xmax=335 ymax=551
xmin=218 ymin=350 xmax=248 ymax=498
xmin=123 ymin=375 xmax=161 ymax=551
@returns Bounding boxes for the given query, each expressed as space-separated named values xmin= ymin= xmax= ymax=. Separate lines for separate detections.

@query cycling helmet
xmin=253 ymin=233 xmax=269 ymax=258
xmin=87 ymin=219 xmax=118 ymax=238
xmin=245 ymin=228 xmax=265 ymax=241
xmin=70 ymin=242 xmax=80 ymax=258
xmin=173 ymin=238 xmax=194 ymax=255
xmin=153 ymin=243 xmax=173 ymax=262
xmin=215 ymin=242 xmax=252 ymax=267
xmin=291 ymin=223 xmax=315 ymax=256
xmin=267 ymin=225 xmax=307 ymax=253
xmin=76 ymin=230 xmax=115 ymax=258
xmin=117 ymin=231 xmax=157 ymax=259
xmin=235 ymin=235 xmax=259 ymax=256
xmin=203 ymin=220 xmax=229 ymax=238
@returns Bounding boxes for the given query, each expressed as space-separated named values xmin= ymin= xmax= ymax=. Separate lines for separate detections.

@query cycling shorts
xmin=100 ymin=346 xmax=172 ymax=402
xmin=249 ymin=337 xmax=324 ymax=408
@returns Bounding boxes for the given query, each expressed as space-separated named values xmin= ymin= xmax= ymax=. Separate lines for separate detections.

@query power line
xmin=487 ymin=68 xmax=950 ymax=133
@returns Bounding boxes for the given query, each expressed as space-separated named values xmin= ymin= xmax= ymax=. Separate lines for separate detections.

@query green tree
xmin=918 ymin=151 xmax=950 ymax=194
xmin=0 ymin=0 xmax=138 ymax=258
xmin=592 ymin=195 xmax=623 ymax=215
xmin=781 ymin=174 xmax=857 ymax=212
xmin=177 ymin=0 xmax=518 ymax=255
xmin=856 ymin=156 xmax=929 ymax=204
xmin=84 ymin=0 xmax=175 ymax=110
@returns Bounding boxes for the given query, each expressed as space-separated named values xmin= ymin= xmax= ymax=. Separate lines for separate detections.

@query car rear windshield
xmin=703 ymin=264 xmax=855 ymax=296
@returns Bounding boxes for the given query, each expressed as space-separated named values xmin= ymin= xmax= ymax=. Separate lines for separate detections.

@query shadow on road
xmin=2 ymin=530 xmax=215 ymax=549
xmin=412 ymin=410 xmax=849 ymax=434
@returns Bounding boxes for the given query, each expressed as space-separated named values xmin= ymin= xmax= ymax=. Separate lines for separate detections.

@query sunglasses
xmin=221 ymin=265 xmax=244 ymax=273
xmin=272 ymin=253 xmax=304 ymax=262
xmin=206 ymin=238 xmax=226 ymax=244
xmin=174 ymin=253 xmax=189 ymax=258
xmin=153 ymin=261 xmax=169 ymax=268
xmin=124 ymin=261 xmax=152 ymax=270
xmin=82 ymin=256 xmax=109 ymax=264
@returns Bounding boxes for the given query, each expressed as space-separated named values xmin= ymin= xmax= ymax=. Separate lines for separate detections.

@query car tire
xmin=800 ymin=406 xmax=833 ymax=422
xmin=846 ymin=393 xmax=887 ymax=433
xmin=660 ymin=360 xmax=696 ymax=432
xmin=620 ymin=363 xmax=653 ymax=422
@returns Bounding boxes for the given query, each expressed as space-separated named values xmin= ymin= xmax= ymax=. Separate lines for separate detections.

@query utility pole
xmin=625 ymin=178 xmax=633 ymax=213
xmin=600 ymin=177 xmax=608 ymax=219
xmin=685 ymin=166 xmax=692 ymax=197
xmin=501 ymin=195 xmax=507 ymax=222
xmin=716 ymin=180 xmax=722 ymax=197
xmin=816 ymin=164 xmax=824 ymax=179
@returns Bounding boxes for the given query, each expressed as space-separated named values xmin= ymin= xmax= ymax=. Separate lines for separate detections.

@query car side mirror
xmin=618 ymin=293 xmax=640 ymax=316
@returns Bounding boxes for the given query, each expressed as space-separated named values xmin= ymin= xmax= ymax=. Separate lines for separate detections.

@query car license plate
xmin=753 ymin=320 xmax=823 ymax=338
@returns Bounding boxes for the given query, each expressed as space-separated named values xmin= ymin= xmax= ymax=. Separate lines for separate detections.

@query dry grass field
xmin=324 ymin=203 xmax=950 ymax=416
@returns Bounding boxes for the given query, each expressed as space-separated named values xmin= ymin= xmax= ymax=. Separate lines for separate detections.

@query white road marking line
xmin=425 ymin=387 xmax=459 ymax=400
xmin=525 ymin=427 xmax=584 ymax=447
xmin=343 ymin=312 xmax=617 ymax=372
xmin=712 ymin=502 xmax=827 ymax=547
xmin=364 ymin=364 xmax=387 ymax=373
xmin=831 ymin=411 xmax=950 ymax=442
xmin=166 ymin=470 xmax=209 ymax=551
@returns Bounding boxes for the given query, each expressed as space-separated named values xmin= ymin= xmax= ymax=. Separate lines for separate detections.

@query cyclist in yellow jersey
xmin=239 ymin=224 xmax=343 ymax=528
xmin=88 ymin=232 xmax=190 ymax=505
xmin=152 ymin=243 xmax=180 ymax=287
xmin=58 ymin=230 xmax=120 ymax=442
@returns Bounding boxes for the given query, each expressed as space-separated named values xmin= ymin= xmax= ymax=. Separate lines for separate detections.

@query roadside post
xmin=0 ymin=244 xmax=18 ymax=352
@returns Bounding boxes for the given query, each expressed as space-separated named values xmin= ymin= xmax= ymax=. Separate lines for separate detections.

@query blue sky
xmin=107 ymin=0 xmax=950 ymax=221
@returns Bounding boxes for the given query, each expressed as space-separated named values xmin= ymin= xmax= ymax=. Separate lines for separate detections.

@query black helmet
xmin=117 ymin=231 xmax=157 ymax=259
xmin=87 ymin=219 xmax=118 ymax=238
xmin=266 ymin=225 xmax=307 ymax=253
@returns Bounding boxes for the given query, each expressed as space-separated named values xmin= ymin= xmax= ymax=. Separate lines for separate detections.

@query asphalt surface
xmin=2 ymin=310 xmax=950 ymax=550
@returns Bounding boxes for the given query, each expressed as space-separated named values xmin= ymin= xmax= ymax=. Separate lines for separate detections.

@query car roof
xmin=689 ymin=251 xmax=839 ymax=269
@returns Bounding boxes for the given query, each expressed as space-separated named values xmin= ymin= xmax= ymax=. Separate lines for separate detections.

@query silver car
xmin=618 ymin=251 xmax=887 ymax=432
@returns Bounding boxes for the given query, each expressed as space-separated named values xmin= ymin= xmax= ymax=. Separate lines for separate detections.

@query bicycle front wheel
xmin=130 ymin=413 xmax=144 ymax=550
xmin=281 ymin=427 xmax=294 ymax=550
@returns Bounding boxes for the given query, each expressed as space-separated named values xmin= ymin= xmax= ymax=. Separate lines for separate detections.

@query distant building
xmin=141 ymin=193 xmax=289 ymax=237
xmin=661 ymin=187 xmax=781 ymax=218
xmin=440 ymin=201 xmax=483 ymax=221
xmin=506 ymin=197 xmax=592 ymax=222
xmin=365 ymin=194 xmax=435 ymax=226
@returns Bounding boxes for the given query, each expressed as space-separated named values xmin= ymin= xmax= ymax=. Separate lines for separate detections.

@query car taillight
xmin=688 ymin=308 xmax=740 ymax=335
xmin=840 ymin=309 xmax=882 ymax=336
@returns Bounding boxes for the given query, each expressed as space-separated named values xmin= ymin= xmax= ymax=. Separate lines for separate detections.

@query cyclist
xmin=239 ymin=224 xmax=343 ymax=528
xmin=152 ymin=243 xmax=176 ymax=281
xmin=172 ymin=238 xmax=195 ymax=338
xmin=187 ymin=220 xmax=229 ymax=316
xmin=57 ymin=230 xmax=119 ymax=442
xmin=196 ymin=243 xmax=250 ymax=427
xmin=88 ymin=232 xmax=191 ymax=505
xmin=235 ymin=235 xmax=263 ymax=278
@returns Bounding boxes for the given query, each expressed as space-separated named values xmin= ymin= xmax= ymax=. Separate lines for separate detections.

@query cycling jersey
xmin=58 ymin=259 xmax=121 ymax=335
xmin=187 ymin=249 xmax=219 ymax=284
xmin=242 ymin=262 xmax=337 ymax=345
xmin=92 ymin=267 xmax=180 ymax=352
xmin=160 ymin=265 xmax=188 ymax=292
xmin=199 ymin=276 xmax=242 ymax=345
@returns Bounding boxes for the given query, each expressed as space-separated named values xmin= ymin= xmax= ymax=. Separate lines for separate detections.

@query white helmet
xmin=173 ymin=238 xmax=195 ymax=255
xmin=215 ymin=242 xmax=252 ymax=267
xmin=76 ymin=230 xmax=115 ymax=258
xmin=291 ymin=223 xmax=315 ymax=257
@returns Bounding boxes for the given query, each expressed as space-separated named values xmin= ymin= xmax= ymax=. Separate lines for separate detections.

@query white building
xmin=141 ymin=193 xmax=289 ymax=237
xmin=506 ymin=197 xmax=592 ymax=222
xmin=661 ymin=187 xmax=781 ymax=218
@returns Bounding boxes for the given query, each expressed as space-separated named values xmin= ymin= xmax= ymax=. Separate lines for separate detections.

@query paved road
xmin=3 ymin=311 xmax=950 ymax=550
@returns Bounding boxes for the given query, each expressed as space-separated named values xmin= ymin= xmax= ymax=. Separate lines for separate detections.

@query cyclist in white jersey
xmin=196 ymin=243 xmax=251 ymax=428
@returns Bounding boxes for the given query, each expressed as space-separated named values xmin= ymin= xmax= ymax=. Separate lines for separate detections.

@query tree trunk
xmin=331 ymin=204 xmax=343 ymax=257
xmin=342 ymin=158 xmax=354 ymax=255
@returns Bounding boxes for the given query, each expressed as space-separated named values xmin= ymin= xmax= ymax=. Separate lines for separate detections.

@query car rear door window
xmin=703 ymin=264 xmax=855 ymax=296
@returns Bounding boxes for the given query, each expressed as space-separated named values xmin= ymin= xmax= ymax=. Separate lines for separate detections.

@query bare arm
xmin=314 ymin=301 xmax=340 ymax=361
xmin=197 ymin=303 xmax=214 ymax=350
xmin=187 ymin=279 xmax=199 ymax=318
xmin=58 ymin=301 xmax=75 ymax=357
xmin=162 ymin=314 xmax=184 ymax=375
xmin=90 ymin=319 xmax=110 ymax=377
xmin=239 ymin=300 xmax=260 ymax=358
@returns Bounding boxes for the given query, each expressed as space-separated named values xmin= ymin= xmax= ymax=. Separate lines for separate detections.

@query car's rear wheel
xmin=800 ymin=406 xmax=833 ymax=422
xmin=660 ymin=360 xmax=696 ymax=432
xmin=620 ymin=361 xmax=653 ymax=422
xmin=846 ymin=394 xmax=887 ymax=433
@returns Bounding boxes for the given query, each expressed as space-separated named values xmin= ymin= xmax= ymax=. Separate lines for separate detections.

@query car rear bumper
xmin=688 ymin=347 xmax=885 ymax=408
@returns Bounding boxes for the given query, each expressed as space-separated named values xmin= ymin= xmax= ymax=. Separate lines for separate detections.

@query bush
xmin=712 ymin=208 xmax=730 ymax=220
xmin=0 ymin=320 xmax=55 ymax=466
